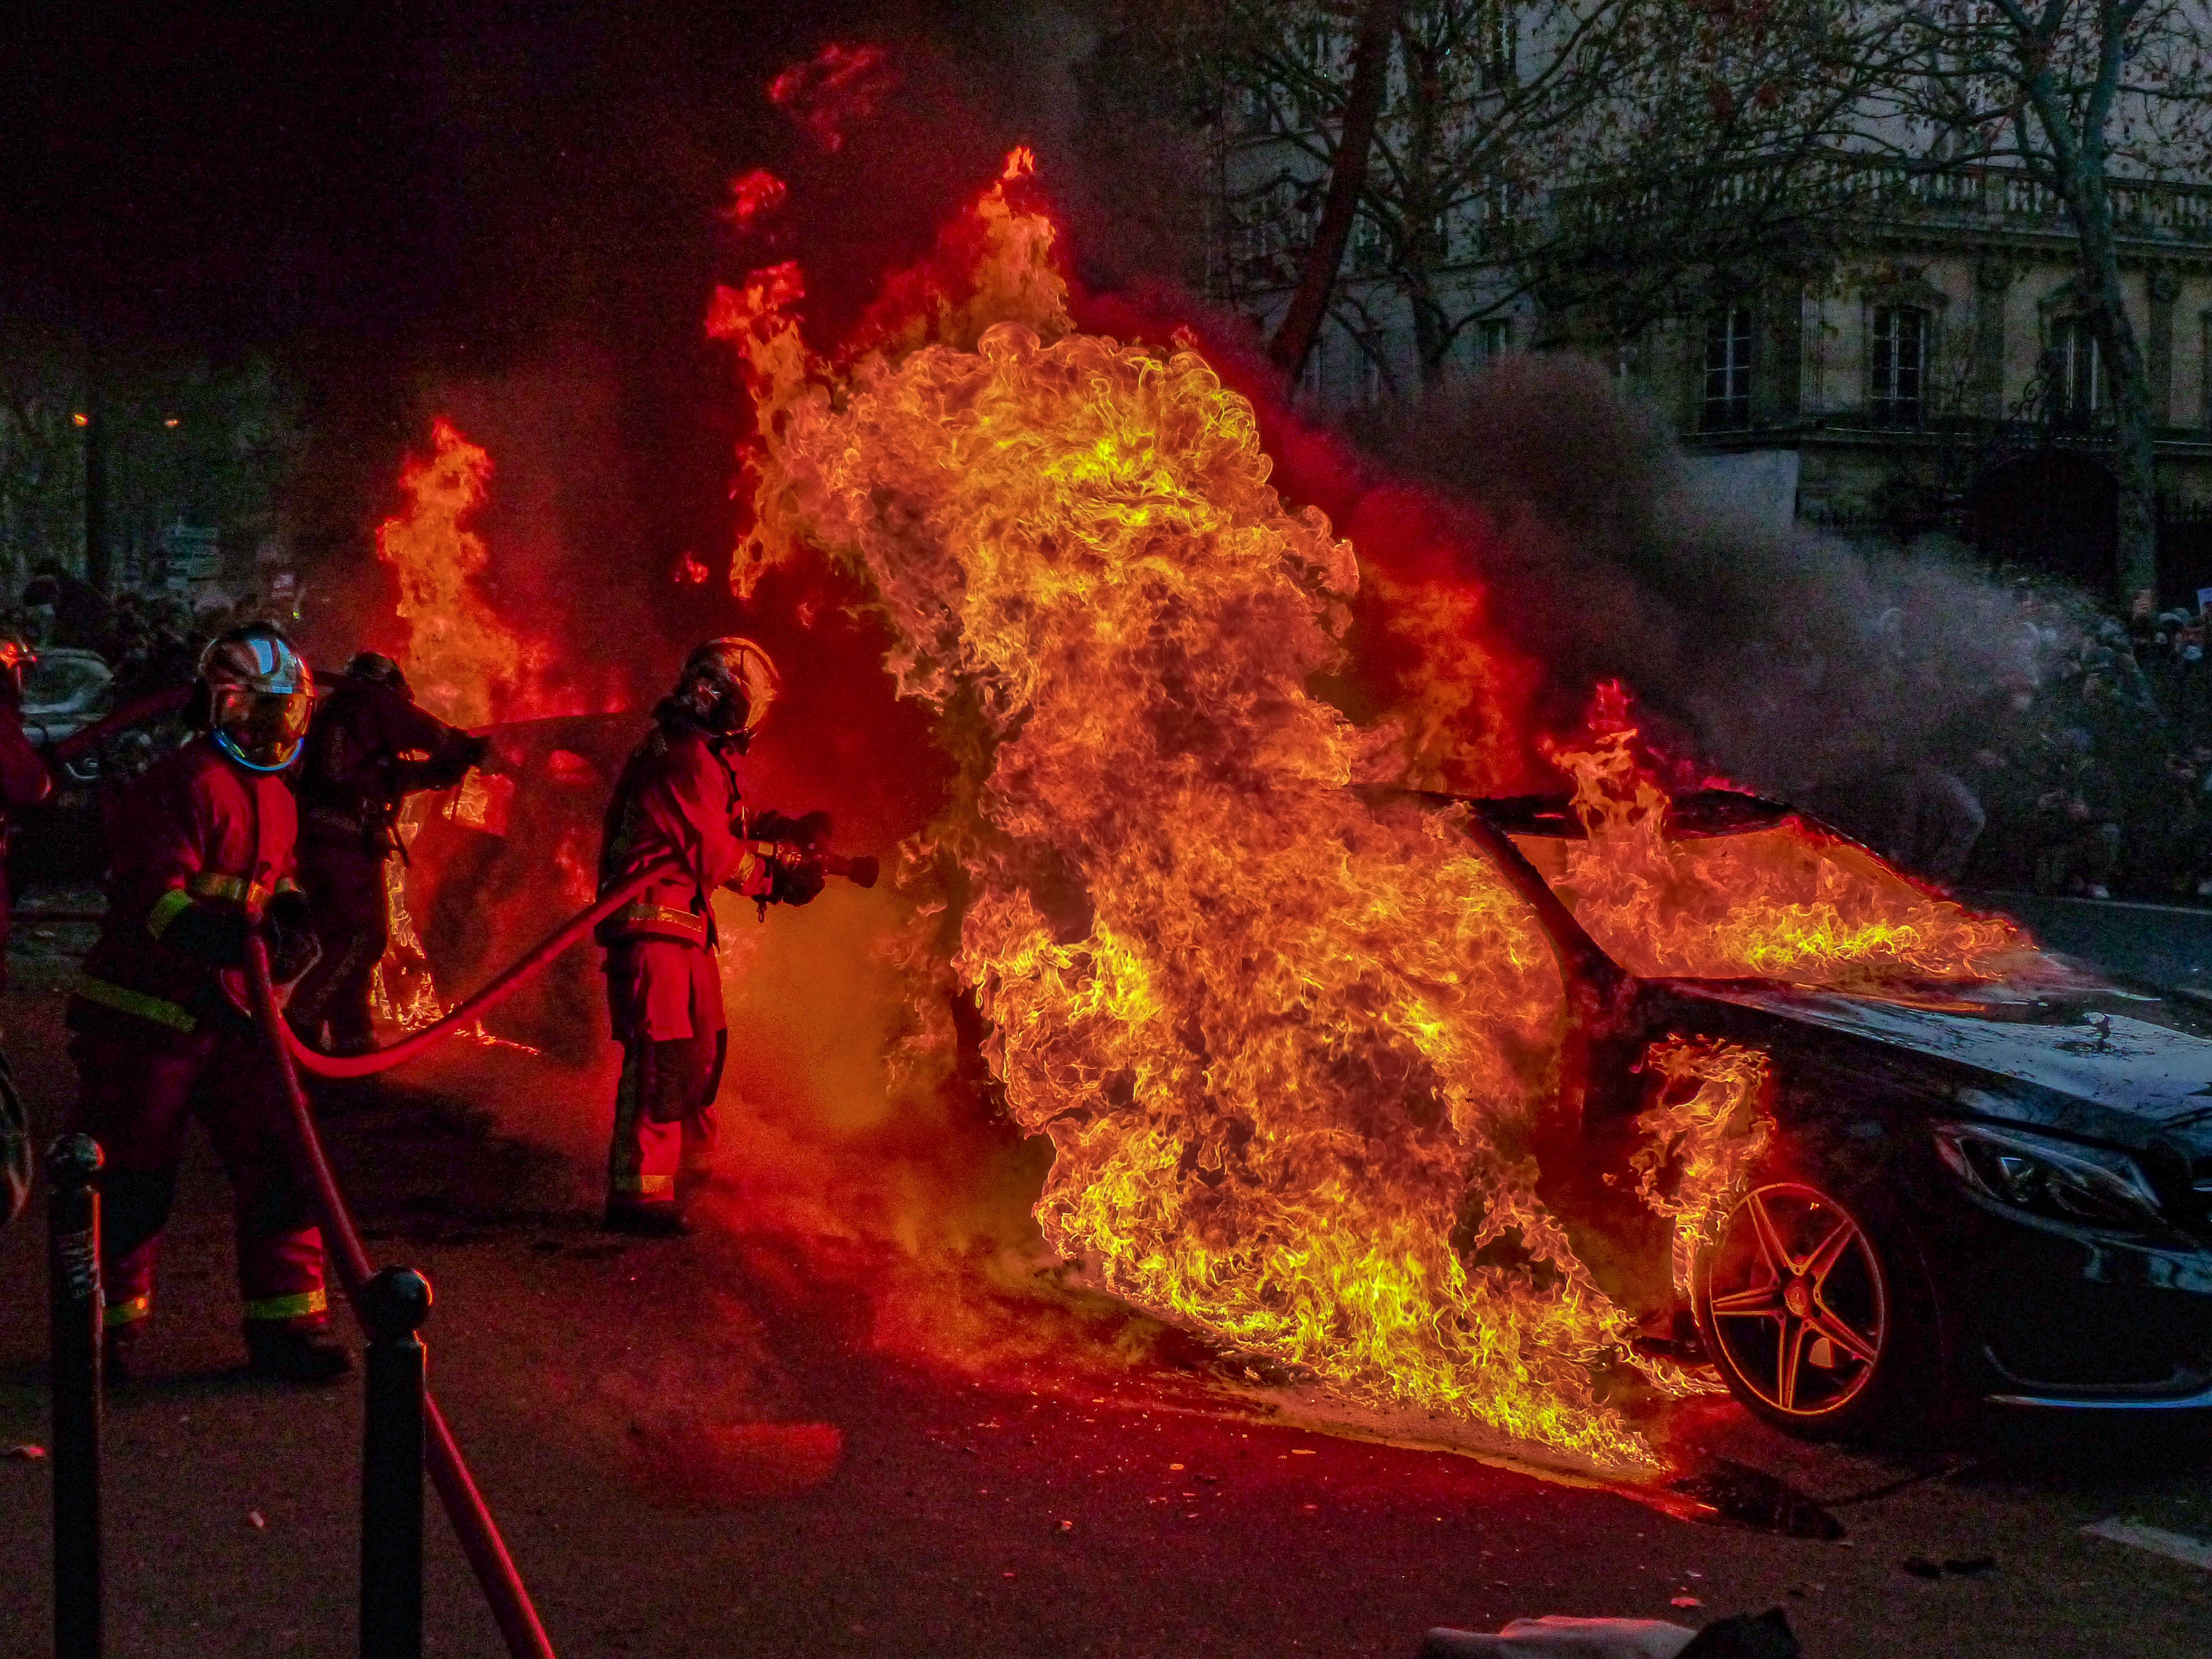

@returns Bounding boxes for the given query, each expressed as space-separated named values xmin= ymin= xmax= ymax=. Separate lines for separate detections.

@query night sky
xmin=0 ymin=2 xmax=1094 ymax=637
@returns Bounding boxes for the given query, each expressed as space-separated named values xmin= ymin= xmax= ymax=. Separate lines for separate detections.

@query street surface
xmin=4 ymin=897 xmax=2211 ymax=1658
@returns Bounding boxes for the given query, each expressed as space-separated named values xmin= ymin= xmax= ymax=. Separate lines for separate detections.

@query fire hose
xmin=234 ymin=840 xmax=879 ymax=1653
xmin=246 ymin=933 xmax=559 ymax=1659
xmin=269 ymin=860 xmax=676 ymax=1079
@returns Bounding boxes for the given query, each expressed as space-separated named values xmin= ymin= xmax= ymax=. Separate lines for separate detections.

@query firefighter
xmin=596 ymin=637 xmax=822 ymax=1235
xmin=287 ymin=650 xmax=488 ymax=1056
xmin=67 ymin=623 xmax=343 ymax=1383
xmin=0 ymin=632 xmax=51 ymax=1230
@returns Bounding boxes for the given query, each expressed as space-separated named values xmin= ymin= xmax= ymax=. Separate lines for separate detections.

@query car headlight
xmin=1934 ymin=1121 xmax=2168 ymax=1233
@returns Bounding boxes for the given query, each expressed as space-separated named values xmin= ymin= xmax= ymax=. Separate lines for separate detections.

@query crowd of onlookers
xmin=5 ymin=563 xmax=291 ymax=706
xmin=1932 ymin=591 xmax=2212 ymax=902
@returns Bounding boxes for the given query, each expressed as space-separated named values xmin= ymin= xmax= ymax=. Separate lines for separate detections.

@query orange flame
xmin=375 ymin=419 xmax=526 ymax=728
xmin=1001 ymin=144 xmax=1036 ymax=181
xmin=719 ymin=168 xmax=789 ymax=229
xmin=767 ymin=42 xmax=894 ymax=152
xmin=729 ymin=171 xmax=1653 ymax=1467
xmin=1535 ymin=703 xmax=2026 ymax=987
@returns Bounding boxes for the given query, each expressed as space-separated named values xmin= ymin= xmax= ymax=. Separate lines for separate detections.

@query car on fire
xmin=1425 ymin=787 xmax=2212 ymax=1441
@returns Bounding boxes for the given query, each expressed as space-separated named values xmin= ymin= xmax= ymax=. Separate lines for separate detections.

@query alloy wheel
xmin=1702 ymin=1181 xmax=1891 ymax=1420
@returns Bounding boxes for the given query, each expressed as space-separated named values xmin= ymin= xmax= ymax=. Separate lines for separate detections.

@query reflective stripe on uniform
xmin=612 ymin=1172 xmax=675 ymax=1196
xmin=610 ymin=902 xmax=709 ymax=942
xmin=187 ymin=872 xmax=273 ymax=915
xmin=147 ymin=887 xmax=195 ymax=940
xmin=74 ymin=974 xmax=198 ymax=1034
xmin=243 ymin=1289 xmax=327 ymax=1323
xmin=103 ymin=1294 xmax=152 ymax=1328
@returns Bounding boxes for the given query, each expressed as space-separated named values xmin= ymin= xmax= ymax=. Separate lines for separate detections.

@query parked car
xmin=19 ymin=648 xmax=116 ymax=771
xmin=1426 ymin=787 xmax=2212 ymax=1439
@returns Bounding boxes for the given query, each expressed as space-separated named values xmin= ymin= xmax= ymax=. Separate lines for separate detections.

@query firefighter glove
xmin=770 ymin=855 xmax=826 ymax=907
xmin=161 ymin=901 xmax=252 ymax=967
xmin=265 ymin=889 xmax=323 ymax=985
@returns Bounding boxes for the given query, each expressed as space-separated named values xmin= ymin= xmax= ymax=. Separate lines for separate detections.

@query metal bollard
xmin=361 ymin=1266 xmax=433 ymax=1659
xmin=48 ymin=1134 xmax=104 ymax=1659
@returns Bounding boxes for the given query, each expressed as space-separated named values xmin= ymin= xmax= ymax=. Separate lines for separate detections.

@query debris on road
xmin=1422 ymin=1609 xmax=1797 ymax=1659
xmin=247 ymin=1510 xmax=267 ymax=1530
xmin=1421 ymin=1615 xmax=1697 ymax=1657
xmin=2083 ymin=1517 xmax=2212 ymax=1571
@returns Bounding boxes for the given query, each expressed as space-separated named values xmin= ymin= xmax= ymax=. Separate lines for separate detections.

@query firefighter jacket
xmin=298 ymin=677 xmax=484 ymax=856
xmin=596 ymin=716 xmax=770 ymax=950
xmin=75 ymin=735 xmax=300 ymax=1036
xmin=0 ymin=703 xmax=52 ymax=988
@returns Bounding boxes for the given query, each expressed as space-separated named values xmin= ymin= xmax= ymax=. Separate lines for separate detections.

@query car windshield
xmin=24 ymin=652 xmax=112 ymax=713
xmin=1507 ymin=816 xmax=2034 ymax=991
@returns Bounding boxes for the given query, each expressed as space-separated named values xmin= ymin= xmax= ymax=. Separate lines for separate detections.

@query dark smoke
xmin=1346 ymin=352 xmax=2089 ymax=843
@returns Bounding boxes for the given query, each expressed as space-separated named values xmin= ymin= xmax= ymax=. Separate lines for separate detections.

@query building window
xmin=1479 ymin=5 xmax=1518 ymax=89
xmin=2052 ymin=316 xmax=2103 ymax=422
xmin=1359 ymin=334 xmax=1391 ymax=401
xmin=1703 ymin=305 xmax=1754 ymax=430
xmin=1870 ymin=305 xmax=1927 ymax=426
xmin=1478 ymin=317 xmax=1512 ymax=359
xmin=1351 ymin=210 xmax=1387 ymax=274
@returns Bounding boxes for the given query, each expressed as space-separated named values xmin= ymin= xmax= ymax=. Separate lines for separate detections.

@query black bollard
xmin=361 ymin=1266 xmax=433 ymax=1659
xmin=48 ymin=1134 xmax=104 ymax=1659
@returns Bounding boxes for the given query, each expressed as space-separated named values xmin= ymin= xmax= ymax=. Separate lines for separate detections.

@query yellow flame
xmin=737 ymin=193 xmax=1653 ymax=1460
xmin=377 ymin=418 xmax=526 ymax=728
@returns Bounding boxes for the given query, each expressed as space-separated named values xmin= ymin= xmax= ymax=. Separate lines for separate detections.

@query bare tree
xmin=1089 ymin=0 xmax=1916 ymax=394
xmin=1880 ymin=0 xmax=2212 ymax=602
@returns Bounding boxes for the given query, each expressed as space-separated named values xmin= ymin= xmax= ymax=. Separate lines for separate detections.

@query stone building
xmin=1216 ymin=130 xmax=2212 ymax=603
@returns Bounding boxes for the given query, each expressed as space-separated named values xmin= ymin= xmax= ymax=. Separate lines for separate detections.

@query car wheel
xmin=1693 ymin=1179 xmax=1930 ymax=1439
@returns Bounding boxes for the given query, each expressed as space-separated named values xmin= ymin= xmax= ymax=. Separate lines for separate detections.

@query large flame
xmin=377 ymin=417 xmax=529 ymax=728
xmin=734 ymin=168 xmax=1659 ymax=1465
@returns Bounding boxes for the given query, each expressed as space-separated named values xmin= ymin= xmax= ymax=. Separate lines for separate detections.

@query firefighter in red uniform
xmin=69 ymin=624 xmax=343 ymax=1383
xmin=596 ymin=637 xmax=821 ymax=1234
xmin=288 ymin=650 xmax=487 ymax=1055
xmin=0 ymin=633 xmax=53 ymax=1230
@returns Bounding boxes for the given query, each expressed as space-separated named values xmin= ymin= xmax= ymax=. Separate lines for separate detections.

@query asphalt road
xmin=4 ymin=900 xmax=2212 ymax=1658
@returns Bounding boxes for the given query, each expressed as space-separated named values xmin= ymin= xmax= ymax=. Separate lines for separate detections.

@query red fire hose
xmin=275 ymin=861 xmax=673 ymax=1078
xmin=246 ymin=935 xmax=559 ymax=1659
xmin=43 ymin=685 xmax=193 ymax=767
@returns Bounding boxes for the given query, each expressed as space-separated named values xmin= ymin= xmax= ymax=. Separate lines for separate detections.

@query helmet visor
xmin=213 ymin=686 xmax=311 ymax=769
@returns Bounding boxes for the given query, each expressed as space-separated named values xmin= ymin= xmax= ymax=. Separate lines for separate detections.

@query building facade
xmin=1214 ymin=118 xmax=2212 ymax=603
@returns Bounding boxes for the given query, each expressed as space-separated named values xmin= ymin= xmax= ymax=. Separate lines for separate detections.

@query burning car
xmin=1441 ymin=784 xmax=2212 ymax=1439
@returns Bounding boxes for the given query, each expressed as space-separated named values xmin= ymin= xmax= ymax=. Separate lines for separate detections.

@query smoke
xmin=1345 ymin=352 xmax=2089 ymax=842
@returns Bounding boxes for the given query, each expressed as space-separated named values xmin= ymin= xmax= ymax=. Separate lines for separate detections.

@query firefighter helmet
xmin=676 ymin=637 xmax=779 ymax=737
xmin=199 ymin=624 xmax=314 ymax=772
xmin=344 ymin=650 xmax=411 ymax=700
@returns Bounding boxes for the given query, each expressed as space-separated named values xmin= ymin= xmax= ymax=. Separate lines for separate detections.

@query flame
xmin=1001 ymin=144 xmax=1036 ymax=181
xmin=376 ymin=419 xmax=527 ymax=728
xmin=719 ymin=168 xmax=789 ymax=229
xmin=767 ymin=42 xmax=894 ymax=152
xmin=1632 ymin=1036 xmax=1775 ymax=1298
xmin=730 ymin=171 xmax=1653 ymax=1467
xmin=675 ymin=549 xmax=710 ymax=585
xmin=1537 ymin=706 xmax=2026 ymax=987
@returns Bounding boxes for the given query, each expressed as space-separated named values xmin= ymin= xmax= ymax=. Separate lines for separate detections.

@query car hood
xmin=1676 ymin=982 xmax=2212 ymax=1144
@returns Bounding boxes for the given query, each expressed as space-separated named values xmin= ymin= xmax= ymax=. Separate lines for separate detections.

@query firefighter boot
xmin=102 ymin=1322 xmax=143 ymax=1386
xmin=244 ymin=1324 xmax=352 ymax=1385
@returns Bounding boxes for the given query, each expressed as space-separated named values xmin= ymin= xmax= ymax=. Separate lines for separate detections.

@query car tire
xmin=1692 ymin=1176 xmax=1938 ymax=1441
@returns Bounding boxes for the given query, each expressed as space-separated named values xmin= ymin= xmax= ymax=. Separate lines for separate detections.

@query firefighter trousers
xmin=289 ymin=842 xmax=388 ymax=1055
xmin=603 ymin=939 xmax=727 ymax=1212
xmin=68 ymin=1010 xmax=328 ymax=1332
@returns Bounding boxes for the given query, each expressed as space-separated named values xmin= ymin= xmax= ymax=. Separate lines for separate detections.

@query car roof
xmin=1467 ymin=788 xmax=1797 ymax=838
